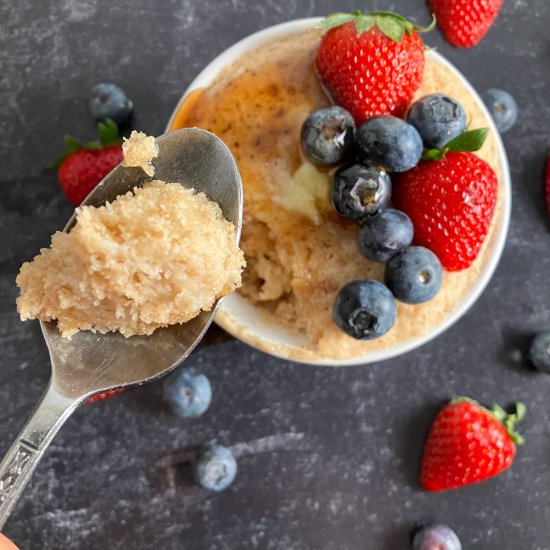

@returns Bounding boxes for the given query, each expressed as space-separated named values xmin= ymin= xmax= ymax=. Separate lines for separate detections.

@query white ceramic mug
xmin=166 ymin=18 xmax=511 ymax=367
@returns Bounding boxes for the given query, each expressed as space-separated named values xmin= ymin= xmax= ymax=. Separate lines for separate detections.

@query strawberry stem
xmin=491 ymin=402 xmax=526 ymax=445
xmin=452 ymin=396 xmax=526 ymax=445
xmin=421 ymin=128 xmax=489 ymax=161
xmin=318 ymin=11 xmax=435 ymax=43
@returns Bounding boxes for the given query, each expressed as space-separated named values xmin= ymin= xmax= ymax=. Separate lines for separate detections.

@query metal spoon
xmin=0 ymin=128 xmax=243 ymax=527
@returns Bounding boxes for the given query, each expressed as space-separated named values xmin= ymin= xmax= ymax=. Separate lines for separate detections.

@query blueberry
xmin=193 ymin=444 xmax=237 ymax=492
xmin=301 ymin=106 xmax=355 ymax=167
xmin=357 ymin=209 xmax=414 ymax=262
xmin=88 ymin=83 xmax=133 ymax=124
xmin=331 ymin=163 xmax=391 ymax=220
xmin=333 ymin=280 xmax=396 ymax=340
xmin=357 ymin=116 xmax=423 ymax=172
xmin=413 ymin=524 xmax=462 ymax=550
xmin=482 ymin=88 xmax=518 ymax=133
xmin=163 ymin=367 xmax=212 ymax=418
xmin=385 ymin=246 xmax=443 ymax=304
xmin=407 ymin=94 xmax=466 ymax=149
xmin=529 ymin=330 xmax=550 ymax=373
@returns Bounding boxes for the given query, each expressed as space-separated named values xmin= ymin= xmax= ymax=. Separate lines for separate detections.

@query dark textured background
xmin=2 ymin=0 xmax=550 ymax=548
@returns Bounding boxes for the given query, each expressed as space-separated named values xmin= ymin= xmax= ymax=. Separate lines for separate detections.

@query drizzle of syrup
xmin=168 ymin=45 xmax=328 ymax=202
xmin=169 ymin=88 xmax=204 ymax=131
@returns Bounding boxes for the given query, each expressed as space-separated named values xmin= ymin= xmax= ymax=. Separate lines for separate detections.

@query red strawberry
xmin=316 ymin=11 xmax=434 ymax=124
xmin=55 ymin=119 xmax=123 ymax=206
xmin=429 ymin=0 xmax=504 ymax=48
xmin=85 ymin=388 xmax=125 ymax=405
xmin=393 ymin=129 xmax=498 ymax=271
xmin=420 ymin=397 xmax=525 ymax=491
xmin=545 ymin=153 xmax=550 ymax=220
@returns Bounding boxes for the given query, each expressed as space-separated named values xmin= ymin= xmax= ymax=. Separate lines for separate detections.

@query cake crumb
xmin=121 ymin=131 xmax=159 ymax=176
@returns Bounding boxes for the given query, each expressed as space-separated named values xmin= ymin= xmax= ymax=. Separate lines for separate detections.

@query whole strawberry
xmin=393 ymin=129 xmax=498 ymax=271
xmin=430 ymin=0 xmax=504 ymax=48
xmin=421 ymin=397 xmax=525 ymax=492
xmin=55 ymin=119 xmax=123 ymax=206
xmin=316 ymin=11 xmax=434 ymax=124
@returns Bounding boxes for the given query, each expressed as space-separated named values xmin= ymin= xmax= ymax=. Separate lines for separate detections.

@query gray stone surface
xmin=1 ymin=0 xmax=550 ymax=548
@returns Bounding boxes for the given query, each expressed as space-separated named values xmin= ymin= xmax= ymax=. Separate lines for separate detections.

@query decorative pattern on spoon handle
xmin=0 ymin=383 xmax=81 ymax=529
xmin=0 ymin=443 xmax=36 ymax=503
xmin=0 ymin=440 xmax=40 ymax=525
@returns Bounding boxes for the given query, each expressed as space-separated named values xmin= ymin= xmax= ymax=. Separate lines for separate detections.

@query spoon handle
xmin=0 ymin=380 xmax=82 ymax=529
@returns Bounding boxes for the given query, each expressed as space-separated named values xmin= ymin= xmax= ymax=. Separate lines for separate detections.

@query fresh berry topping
xmin=529 ymin=330 xmax=550 ymax=374
xmin=430 ymin=0 xmax=503 ymax=48
xmin=407 ymin=94 xmax=467 ymax=149
xmin=546 ymin=153 xmax=550 ymax=221
xmin=316 ymin=11 xmax=434 ymax=124
xmin=55 ymin=119 xmax=123 ymax=206
xmin=88 ymin=83 xmax=133 ymax=124
xmin=333 ymin=280 xmax=396 ymax=340
xmin=357 ymin=116 xmax=423 ymax=172
xmin=413 ymin=524 xmax=462 ymax=550
xmin=385 ymin=246 xmax=442 ymax=304
xmin=193 ymin=444 xmax=237 ymax=492
xmin=300 ymin=106 xmax=355 ymax=167
xmin=163 ymin=367 xmax=212 ymax=418
xmin=357 ymin=209 xmax=414 ymax=262
xmin=420 ymin=397 xmax=525 ymax=492
xmin=331 ymin=163 xmax=391 ymax=220
xmin=482 ymin=89 xmax=518 ymax=133
xmin=393 ymin=129 xmax=497 ymax=271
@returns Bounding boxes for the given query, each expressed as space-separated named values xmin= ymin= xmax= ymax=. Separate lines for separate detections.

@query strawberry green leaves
xmin=52 ymin=119 xmax=122 ymax=168
xmin=318 ymin=11 xmax=436 ymax=43
xmin=317 ymin=11 xmax=359 ymax=31
xmin=376 ymin=15 xmax=406 ymax=43
xmin=444 ymin=127 xmax=489 ymax=152
xmin=355 ymin=15 xmax=376 ymax=35
xmin=97 ymin=118 xmax=122 ymax=148
xmin=422 ymin=127 xmax=489 ymax=160
xmin=452 ymin=396 xmax=526 ymax=446
xmin=491 ymin=402 xmax=526 ymax=445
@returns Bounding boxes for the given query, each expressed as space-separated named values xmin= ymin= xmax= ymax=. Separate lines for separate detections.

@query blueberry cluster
xmin=300 ymin=94 xmax=466 ymax=340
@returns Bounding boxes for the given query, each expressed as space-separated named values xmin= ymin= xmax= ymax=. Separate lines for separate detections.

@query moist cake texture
xmin=171 ymin=28 xmax=504 ymax=360
xmin=121 ymin=131 xmax=159 ymax=176
xmin=17 ymin=134 xmax=245 ymax=338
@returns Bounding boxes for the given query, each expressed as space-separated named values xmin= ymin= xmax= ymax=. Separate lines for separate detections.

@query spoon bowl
xmin=0 ymin=128 xmax=243 ymax=526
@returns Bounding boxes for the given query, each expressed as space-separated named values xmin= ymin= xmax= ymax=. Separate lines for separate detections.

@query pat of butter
xmin=274 ymin=162 xmax=332 ymax=225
